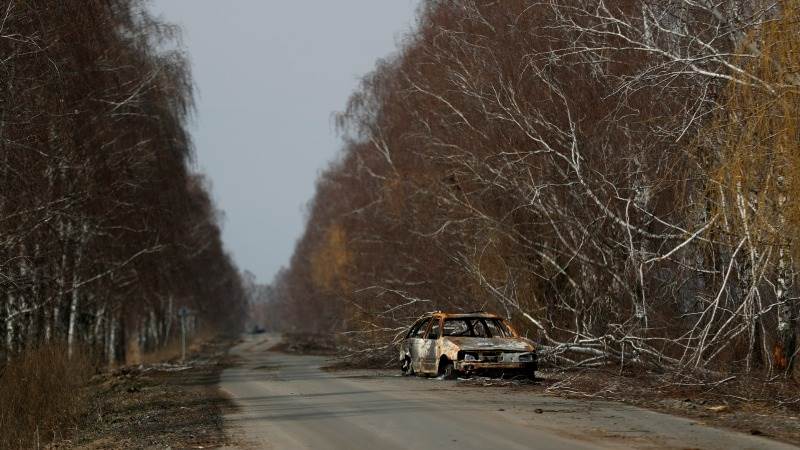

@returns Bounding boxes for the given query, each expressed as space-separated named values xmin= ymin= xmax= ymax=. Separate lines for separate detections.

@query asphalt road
xmin=220 ymin=334 xmax=797 ymax=450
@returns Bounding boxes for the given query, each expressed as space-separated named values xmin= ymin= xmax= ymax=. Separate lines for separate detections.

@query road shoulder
xmin=63 ymin=336 xmax=239 ymax=449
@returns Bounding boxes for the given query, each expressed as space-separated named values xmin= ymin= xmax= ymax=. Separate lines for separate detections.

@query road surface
xmin=220 ymin=334 xmax=797 ymax=449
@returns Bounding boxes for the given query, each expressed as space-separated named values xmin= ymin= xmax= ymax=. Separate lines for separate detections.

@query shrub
xmin=0 ymin=344 xmax=94 ymax=449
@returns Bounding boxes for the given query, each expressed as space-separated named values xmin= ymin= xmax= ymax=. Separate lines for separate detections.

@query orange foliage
xmin=310 ymin=223 xmax=351 ymax=293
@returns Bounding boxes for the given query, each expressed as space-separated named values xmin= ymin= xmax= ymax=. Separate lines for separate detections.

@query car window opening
xmin=411 ymin=319 xmax=430 ymax=338
xmin=428 ymin=320 xmax=441 ymax=339
xmin=442 ymin=318 xmax=510 ymax=338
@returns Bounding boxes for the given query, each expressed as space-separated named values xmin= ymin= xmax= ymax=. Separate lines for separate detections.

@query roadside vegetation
xmin=69 ymin=335 xmax=237 ymax=450
xmin=268 ymin=0 xmax=800 ymax=402
xmin=0 ymin=1 xmax=246 ymax=447
xmin=0 ymin=344 xmax=93 ymax=449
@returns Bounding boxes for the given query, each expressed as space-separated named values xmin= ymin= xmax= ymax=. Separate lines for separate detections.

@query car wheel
xmin=439 ymin=359 xmax=456 ymax=380
xmin=401 ymin=357 xmax=414 ymax=376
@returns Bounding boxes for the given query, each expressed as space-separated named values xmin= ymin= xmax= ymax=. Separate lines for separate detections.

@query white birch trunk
xmin=774 ymin=181 xmax=794 ymax=371
xmin=149 ymin=309 xmax=159 ymax=350
xmin=67 ymin=223 xmax=88 ymax=358
xmin=164 ymin=295 xmax=174 ymax=343
xmin=55 ymin=220 xmax=70 ymax=341
xmin=5 ymin=293 xmax=14 ymax=361
xmin=44 ymin=306 xmax=52 ymax=342
xmin=67 ymin=287 xmax=79 ymax=358
xmin=93 ymin=304 xmax=105 ymax=347
xmin=108 ymin=313 xmax=118 ymax=367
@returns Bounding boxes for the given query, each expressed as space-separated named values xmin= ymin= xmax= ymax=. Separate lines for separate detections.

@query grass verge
xmin=65 ymin=336 xmax=238 ymax=449
xmin=0 ymin=344 xmax=93 ymax=449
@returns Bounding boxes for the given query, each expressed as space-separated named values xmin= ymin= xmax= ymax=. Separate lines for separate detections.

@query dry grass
xmin=0 ymin=344 xmax=94 ymax=449
xmin=72 ymin=335 xmax=238 ymax=449
xmin=524 ymin=367 xmax=800 ymax=445
xmin=140 ymin=328 xmax=218 ymax=365
xmin=269 ymin=332 xmax=337 ymax=356
xmin=0 ymin=332 xmax=224 ymax=449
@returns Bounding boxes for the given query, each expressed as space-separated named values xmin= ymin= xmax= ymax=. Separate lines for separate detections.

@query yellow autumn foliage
xmin=713 ymin=0 xmax=800 ymax=250
xmin=310 ymin=223 xmax=352 ymax=293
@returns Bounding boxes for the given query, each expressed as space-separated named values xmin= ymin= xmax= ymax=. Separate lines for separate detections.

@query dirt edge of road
xmin=459 ymin=369 xmax=800 ymax=447
xmin=56 ymin=335 xmax=241 ymax=449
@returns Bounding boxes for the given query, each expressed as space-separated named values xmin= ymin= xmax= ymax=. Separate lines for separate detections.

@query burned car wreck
xmin=399 ymin=312 xmax=537 ymax=379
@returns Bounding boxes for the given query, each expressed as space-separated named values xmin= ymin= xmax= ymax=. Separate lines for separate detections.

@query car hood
xmin=444 ymin=337 xmax=534 ymax=352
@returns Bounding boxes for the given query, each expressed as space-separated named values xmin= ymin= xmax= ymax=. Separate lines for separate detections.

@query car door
xmin=420 ymin=317 xmax=441 ymax=373
xmin=400 ymin=320 xmax=417 ymax=366
xmin=407 ymin=318 xmax=430 ymax=373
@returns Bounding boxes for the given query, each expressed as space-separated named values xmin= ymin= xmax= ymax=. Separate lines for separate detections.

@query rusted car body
xmin=399 ymin=312 xmax=537 ymax=379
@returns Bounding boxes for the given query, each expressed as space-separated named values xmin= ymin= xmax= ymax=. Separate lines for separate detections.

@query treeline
xmin=272 ymin=0 xmax=800 ymax=376
xmin=0 ymin=0 xmax=246 ymax=364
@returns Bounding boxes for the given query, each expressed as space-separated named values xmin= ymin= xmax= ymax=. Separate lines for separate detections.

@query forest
xmin=0 ymin=0 xmax=247 ymax=365
xmin=270 ymin=0 xmax=800 ymax=381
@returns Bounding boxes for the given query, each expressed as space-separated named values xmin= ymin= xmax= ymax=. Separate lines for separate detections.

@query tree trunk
xmin=44 ymin=306 xmax=52 ymax=342
xmin=774 ymin=247 xmax=795 ymax=372
xmin=164 ymin=295 xmax=174 ymax=343
xmin=108 ymin=313 xmax=118 ymax=368
xmin=773 ymin=181 xmax=795 ymax=373
xmin=5 ymin=293 xmax=15 ymax=361
xmin=93 ymin=304 xmax=105 ymax=347
xmin=67 ymin=223 xmax=87 ymax=358
xmin=67 ymin=287 xmax=79 ymax=358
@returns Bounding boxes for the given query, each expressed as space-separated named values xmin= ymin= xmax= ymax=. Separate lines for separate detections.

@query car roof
xmin=422 ymin=311 xmax=503 ymax=320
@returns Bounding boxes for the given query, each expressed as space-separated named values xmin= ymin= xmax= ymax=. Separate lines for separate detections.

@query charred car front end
xmin=399 ymin=312 xmax=537 ymax=379
xmin=454 ymin=347 xmax=537 ymax=374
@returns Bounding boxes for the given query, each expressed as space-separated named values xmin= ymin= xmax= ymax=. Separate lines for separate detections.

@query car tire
xmin=439 ymin=359 xmax=456 ymax=380
xmin=401 ymin=357 xmax=414 ymax=376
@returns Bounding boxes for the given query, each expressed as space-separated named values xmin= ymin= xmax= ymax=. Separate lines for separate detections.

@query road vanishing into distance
xmin=220 ymin=334 xmax=797 ymax=450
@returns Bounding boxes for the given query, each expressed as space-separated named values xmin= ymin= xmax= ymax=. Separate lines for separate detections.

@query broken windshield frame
xmin=441 ymin=318 xmax=511 ymax=338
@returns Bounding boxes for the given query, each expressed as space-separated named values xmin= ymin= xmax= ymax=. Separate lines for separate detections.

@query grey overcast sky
xmin=148 ymin=1 xmax=420 ymax=282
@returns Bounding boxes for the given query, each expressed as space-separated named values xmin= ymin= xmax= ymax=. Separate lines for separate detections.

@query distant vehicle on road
xmin=399 ymin=311 xmax=537 ymax=379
